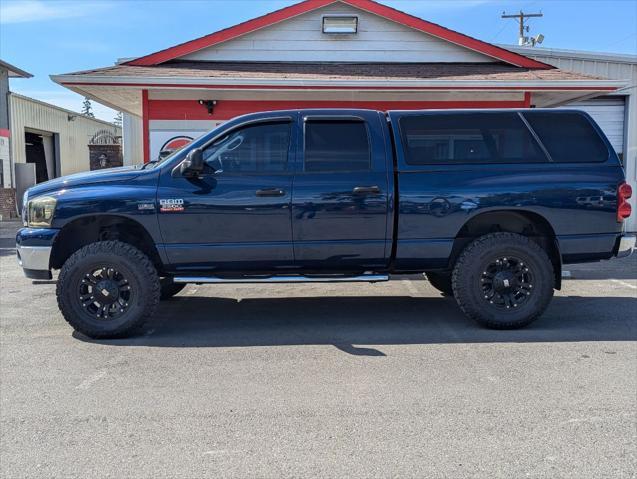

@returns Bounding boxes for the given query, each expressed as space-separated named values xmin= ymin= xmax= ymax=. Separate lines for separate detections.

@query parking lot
xmin=1 ymin=220 xmax=635 ymax=478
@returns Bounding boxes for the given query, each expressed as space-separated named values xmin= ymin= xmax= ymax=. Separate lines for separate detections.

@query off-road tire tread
xmin=56 ymin=241 xmax=160 ymax=338
xmin=452 ymin=232 xmax=554 ymax=329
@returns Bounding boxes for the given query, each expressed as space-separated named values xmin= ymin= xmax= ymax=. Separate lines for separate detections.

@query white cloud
xmin=0 ymin=0 xmax=112 ymax=24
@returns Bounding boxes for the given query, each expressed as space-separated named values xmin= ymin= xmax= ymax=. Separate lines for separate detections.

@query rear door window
xmin=304 ymin=120 xmax=371 ymax=172
xmin=522 ymin=111 xmax=610 ymax=163
xmin=399 ymin=112 xmax=548 ymax=165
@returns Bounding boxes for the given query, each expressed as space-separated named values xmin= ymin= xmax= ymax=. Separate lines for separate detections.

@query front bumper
xmin=16 ymin=227 xmax=59 ymax=280
xmin=616 ymin=234 xmax=636 ymax=258
xmin=16 ymin=245 xmax=53 ymax=279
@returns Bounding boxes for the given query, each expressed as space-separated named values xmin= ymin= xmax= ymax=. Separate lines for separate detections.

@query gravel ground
xmin=1 ymin=220 xmax=636 ymax=478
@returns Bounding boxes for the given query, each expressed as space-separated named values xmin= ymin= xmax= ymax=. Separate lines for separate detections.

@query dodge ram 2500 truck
xmin=17 ymin=109 xmax=634 ymax=338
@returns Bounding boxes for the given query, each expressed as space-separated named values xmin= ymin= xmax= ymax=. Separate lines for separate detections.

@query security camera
xmin=198 ymin=99 xmax=217 ymax=115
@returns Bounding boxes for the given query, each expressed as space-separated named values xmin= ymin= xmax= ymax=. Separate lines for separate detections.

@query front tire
xmin=452 ymin=233 xmax=554 ymax=329
xmin=56 ymin=241 xmax=160 ymax=339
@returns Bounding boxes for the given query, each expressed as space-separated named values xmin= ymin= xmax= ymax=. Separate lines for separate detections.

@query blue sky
xmin=2 ymin=0 xmax=636 ymax=121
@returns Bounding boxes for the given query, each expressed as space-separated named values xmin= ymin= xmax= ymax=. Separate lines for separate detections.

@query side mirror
xmin=179 ymin=148 xmax=204 ymax=177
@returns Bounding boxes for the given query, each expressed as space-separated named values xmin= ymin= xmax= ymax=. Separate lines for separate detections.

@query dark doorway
xmin=24 ymin=131 xmax=55 ymax=183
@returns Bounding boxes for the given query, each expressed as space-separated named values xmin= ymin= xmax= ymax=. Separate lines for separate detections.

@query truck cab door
xmin=291 ymin=111 xmax=391 ymax=272
xmin=157 ymin=117 xmax=296 ymax=273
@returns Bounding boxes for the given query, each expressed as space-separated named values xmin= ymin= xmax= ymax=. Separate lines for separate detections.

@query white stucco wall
xmin=122 ymin=112 xmax=143 ymax=166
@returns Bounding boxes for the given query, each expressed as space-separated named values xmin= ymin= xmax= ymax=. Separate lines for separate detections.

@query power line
xmin=501 ymin=10 xmax=544 ymax=46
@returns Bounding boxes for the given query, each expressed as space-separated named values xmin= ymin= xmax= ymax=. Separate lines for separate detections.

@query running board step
xmin=173 ymin=274 xmax=389 ymax=284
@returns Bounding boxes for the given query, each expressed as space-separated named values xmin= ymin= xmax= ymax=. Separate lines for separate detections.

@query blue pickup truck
xmin=17 ymin=109 xmax=634 ymax=338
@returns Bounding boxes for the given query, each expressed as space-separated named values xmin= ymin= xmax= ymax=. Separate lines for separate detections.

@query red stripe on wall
xmin=148 ymin=99 xmax=530 ymax=121
xmin=142 ymin=90 xmax=150 ymax=163
xmin=524 ymin=91 xmax=532 ymax=107
xmin=0 ymin=128 xmax=10 ymax=138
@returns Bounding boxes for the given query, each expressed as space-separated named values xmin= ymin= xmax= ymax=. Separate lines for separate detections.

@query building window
xmin=322 ymin=15 xmax=358 ymax=34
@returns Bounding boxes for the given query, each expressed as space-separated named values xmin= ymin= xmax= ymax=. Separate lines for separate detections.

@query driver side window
xmin=203 ymin=121 xmax=291 ymax=173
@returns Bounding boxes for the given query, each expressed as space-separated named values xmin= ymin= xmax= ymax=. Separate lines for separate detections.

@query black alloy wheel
xmin=480 ymin=256 xmax=533 ymax=310
xmin=79 ymin=266 xmax=133 ymax=319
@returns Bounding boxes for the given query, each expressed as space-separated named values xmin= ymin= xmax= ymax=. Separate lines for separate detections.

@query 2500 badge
xmin=159 ymin=198 xmax=184 ymax=212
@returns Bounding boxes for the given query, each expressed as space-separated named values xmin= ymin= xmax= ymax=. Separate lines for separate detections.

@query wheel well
xmin=449 ymin=210 xmax=561 ymax=289
xmin=50 ymin=215 xmax=163 ymax=273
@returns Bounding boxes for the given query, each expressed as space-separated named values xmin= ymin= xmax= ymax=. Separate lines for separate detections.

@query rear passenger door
xmin=291 ymin=112 xmax=391 ymax=271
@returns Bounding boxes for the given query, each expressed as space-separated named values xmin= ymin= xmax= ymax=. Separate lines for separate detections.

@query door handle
xmin=352 ymin=186 xmax=381 ymax=195
xmin=256 ymin=188 xmax=285 ymax=197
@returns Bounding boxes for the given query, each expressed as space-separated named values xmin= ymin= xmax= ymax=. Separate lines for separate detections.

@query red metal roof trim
xmin=125 ymin=0 xmax=552 ymax=69
xmin=126 ymin=0 xmax=337 ymax=66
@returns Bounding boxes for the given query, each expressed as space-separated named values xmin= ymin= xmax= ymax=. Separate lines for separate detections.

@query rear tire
xmin=452 ymin=232 xmax=554 ymax=329
xmin=425 ymin=271 xmax=453 ymax=296
xmin=56 ymin=241 xmax=160 ymax=339
xmin=160 ymin=277 xmax=186 ymax=300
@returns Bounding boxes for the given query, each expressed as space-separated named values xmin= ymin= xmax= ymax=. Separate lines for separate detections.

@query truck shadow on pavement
xmin=75 ymin=295 xmax=637 ymax=355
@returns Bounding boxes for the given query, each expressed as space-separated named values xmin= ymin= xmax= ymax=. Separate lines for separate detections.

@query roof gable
xmin=125 ymin=0 xmax=551 ymax=69
xmin=178 ymin=3 xmax=495 ymax=64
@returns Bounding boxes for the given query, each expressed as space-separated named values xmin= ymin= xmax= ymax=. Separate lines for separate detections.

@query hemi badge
xmin=159 ymin=198 xmax=184 ymax=212
xmin=137 ymin=202 xmax=155 ymax=211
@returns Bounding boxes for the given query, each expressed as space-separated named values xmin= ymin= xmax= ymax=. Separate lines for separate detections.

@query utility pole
xmin=501 ymin=11 xmax=544 ymax=46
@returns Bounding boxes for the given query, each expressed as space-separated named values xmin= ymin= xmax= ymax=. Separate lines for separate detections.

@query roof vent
xmin=322 ymin=15 xmax=358 ymax=34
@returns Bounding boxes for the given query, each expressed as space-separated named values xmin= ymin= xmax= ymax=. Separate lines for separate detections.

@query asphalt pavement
xmin=1 ymin=220 xmax=636 ymax=478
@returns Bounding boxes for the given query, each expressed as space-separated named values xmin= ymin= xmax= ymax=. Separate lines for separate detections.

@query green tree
xmin=81 ymin=97 xmax=95 ymax=118
xmin=113 ymin=111 xmax=123 ymax=127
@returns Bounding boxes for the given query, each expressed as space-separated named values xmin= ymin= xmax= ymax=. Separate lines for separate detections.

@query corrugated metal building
xmin=1 ymin=59 xmax=123 ymax=219
xmin=8 ymin=93 xmax=121 ymax=183
xmin=0 ymin=60 xmax=32 ymax=191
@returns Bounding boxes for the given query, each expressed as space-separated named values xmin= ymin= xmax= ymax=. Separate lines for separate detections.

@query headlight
xmin=22 ymin=191 xmax=29 ymax=226
xmin=27 ymin=196 xmax=57 ymax=227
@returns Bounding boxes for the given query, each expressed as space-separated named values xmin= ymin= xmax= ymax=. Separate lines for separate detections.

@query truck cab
xmin=156 ymin=109 xmax=392 ymax=274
